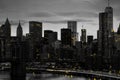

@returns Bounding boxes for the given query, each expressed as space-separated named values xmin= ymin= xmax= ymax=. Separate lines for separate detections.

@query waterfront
xmin=0 ymin=72 xmax=90 ymax=80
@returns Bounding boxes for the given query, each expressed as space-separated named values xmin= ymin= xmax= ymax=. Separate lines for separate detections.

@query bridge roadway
xmin=27 ymin=68 xmax=120 ymax=79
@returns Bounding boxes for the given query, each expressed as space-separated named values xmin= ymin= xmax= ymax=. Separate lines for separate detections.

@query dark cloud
xmin=29 ymin=12 xmax=55 ymax=18
xmin=0 ymin=20 xmax=27 ymax=26
xmin=0 ymin=0 xmax=119 ymax=32
xmin=40 ymin=18 xmax=93 ymax=24
xmin=57 ymin=11 xmax=98 ymax=18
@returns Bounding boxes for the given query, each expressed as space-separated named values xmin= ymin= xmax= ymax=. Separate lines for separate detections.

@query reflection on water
xmin=0 ymin=71 xmax=103 ymax=80
xmin=0 ymin=72 xmax=10 ymax=80
xmin=26 ymin=73 xmax=87 ymax=80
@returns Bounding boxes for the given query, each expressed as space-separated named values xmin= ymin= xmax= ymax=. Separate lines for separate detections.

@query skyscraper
xmin=61 ymin=28 xmax=72 ymax=46
xmin=4 ymin=18 xmax=11 ymax=38
xmin=44 ymin=30 xmax=57 ymax=44
xmin=68 ymin=21 xmax=78 ymax=45
xmin=81 ymin=29 xmax=86 ymax=43
xmin=105 ymin=0 xmax=113 ymax=35
xmin=87 ymin=35 xmax=93 ymax=45
xmin=17 ymin=22 xmax=23 ymax=39
xmin=117 ymin=24 xmax=120 ymax=34
xmin=44 ymin=30 xmax=53 ymax=39
xmin=4 ymin=18 xmax=11 ymax=59
xmin=29 ymin=21 xmax=42 ymax=41
xmin=98 ymin=12 xmax=108 ymax=57
xmin=29 ymin=21 xmax=42 ymax=61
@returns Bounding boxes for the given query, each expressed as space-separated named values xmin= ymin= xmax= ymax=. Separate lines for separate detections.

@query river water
xmin=0 ymin=71 xmax=91 ymax=80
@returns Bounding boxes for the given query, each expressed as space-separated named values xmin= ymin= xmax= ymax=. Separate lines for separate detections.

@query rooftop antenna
xmin=82 ymin=25 xmax=84 ymax=29
xmin=108 ymin=0 xmax=110 ymax=7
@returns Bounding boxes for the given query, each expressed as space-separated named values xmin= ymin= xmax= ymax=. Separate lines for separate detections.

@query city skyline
xmin=0 ymin=0 xmax=120 ymax=79
xmin=0 ymin=0 xmax=120 ymax=40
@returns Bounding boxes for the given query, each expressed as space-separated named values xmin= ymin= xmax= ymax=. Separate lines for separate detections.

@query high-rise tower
xmin=4 ymin=18 xmax=11 ymax=38
xmin=61 ymin=28 xmax=72 ymax=46
xmin=29 ymin=21 xmax=42 ymax=41
xmin=105 ymin=0 xmax=113 ymax=35
xmin=98 ymin=0 xmax=114 ymax=66
xmin=68 ymin=21 xmax=78 ymax=46
xmin=17 ymin=21 xmax=23 ymax=39
xmin=81 ymin=28 xmax=86 ymax=43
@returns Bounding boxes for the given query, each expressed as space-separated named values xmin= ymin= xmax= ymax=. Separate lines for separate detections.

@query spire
xmin=5 ymin=18 xmax=10 ymax=25
xmin=17 ymin=21 xmax=23 ymax=38
xmin=18 ymin=20 xmax=21 ymax=28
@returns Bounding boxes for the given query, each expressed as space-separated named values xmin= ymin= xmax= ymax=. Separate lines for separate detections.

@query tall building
xmin=44 ymin=30 xmax=57 ymax=44
xmin=29 ymin=21 xmax=42 ymax=61
xmin=17 ymin=22 xmax=23 ymax=39
xmin=81 ymin=29 xmax=86 ymax=43
xmin=4 ymin=18 xmax=11 ymax=38
xmin=4 ymin=18 xmax=11 ymax=59
xmin=68 ymin=21 xmax=78 ymax=45
xmin=61 ymin=28 xmax=72 ymax=46
xmin=44 ymin=30 xmax=53 ymax=39
xmin=29 ymin=21 xmax=42 ymax=41
xmin=117 ymin=24 xmax=120 ymax=34
xmin=98 ymin=0 xmax=114 ymax=62
xmin=87 ymin=35 xmax=93 ymax=45
xmin=0 ymin=37 xmax=5 ymax=61
xmin=48 ymin=32 xmax=57 ymax=44
xmin=98 ymin=12 xmax=108 ymax=57
xmin=105 ymin=0 xmax=113 ymax=35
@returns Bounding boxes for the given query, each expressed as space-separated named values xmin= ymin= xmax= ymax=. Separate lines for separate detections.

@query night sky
xmin=0 ymin=0 xmax=120 ymax=40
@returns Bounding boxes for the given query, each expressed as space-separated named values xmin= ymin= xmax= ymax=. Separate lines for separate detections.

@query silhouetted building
xmin=29 ymin=21 xmax=42 ymax=41
xmin=105 ymin=4 xmax=113 ymax=35
xmin=17 ymin=22 xmax=23 ymax=40
xmin=117 ymin=24 xmax=120 ymax=34
xmin=61 ymin=28 xmax=72 ymax=46
xmin=29 ymin=21 xmax=43 ymax=61
xmin=98 ymin=12 xmax=108 ymax=57
xmin=44 ymin=30 xmax=57 ymax=44
xmin=81 ymin=29 xmax=86 ymax=43
xmin=87 ymin=35 xmax=93 ymax=45
xmin=4 ymin=18 xmax=11 ymax=59
xmin=44 ymin=30 xmax=53 ymax=38
xmin=4 ymin=18 xmax=11 ymax=38
xmin=11 ymin=40 xmax=26 ymax=80
xmin=48 ymin=32 xmax=57 ymax=44
xmin=0 ymin=37 xmax=5 ymax=61
xmin=68 ymin=21 xmax=78 ymax=45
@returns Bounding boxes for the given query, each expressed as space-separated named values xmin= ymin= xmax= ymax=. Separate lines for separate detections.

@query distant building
xmin=4 ymin=18 xmax=11 ymax=38
xmin=81 ymin=29 xmax=86 ymax=43
xmin=68 ymin=21 xmax=78 ymax=46
xmin=61 ymin=28 xmax=72 ymax=46
xmin=48 ymin=32 xmax=57 ymax=44
xmin=29 ymin=21 xmax=42 ymax=61
xmin=29 ymin=21 xmax=42 ymax=41
xmin=17 ymin=22 xmax=23 ymax=40
xmin=98 ymin=12 xmax=109 ymax=57
xmin=105 ymin=5 xmax=113 ymax=35
xmin=117 ymin=24 xmax=120 ymax=34
xmin=44 ymin=30 xmax=57 ymax=44
xmin=114 ymin=24 xmax=120 ymax=50
xmin=0 ymin=37 xmax=5 ymax=61
xmin=87 ymin=35 xmax=93 ymax=45
xmin=44 ymin=30 xmax=53 ymax=38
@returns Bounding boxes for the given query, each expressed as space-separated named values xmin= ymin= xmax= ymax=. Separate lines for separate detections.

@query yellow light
xmin=70 ymin=75 xmax=73 ymax=78
xmin=93 ymin=78 xmax=96 ymax=80
xmin=36 ymin=23 xmax=41 ymax=27
xmin=48 ymin=53 xmax=50 ymax=58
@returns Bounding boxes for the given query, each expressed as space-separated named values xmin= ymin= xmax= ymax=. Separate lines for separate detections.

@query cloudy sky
xmin=0 ymin=0 xmax=120 ymax=40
